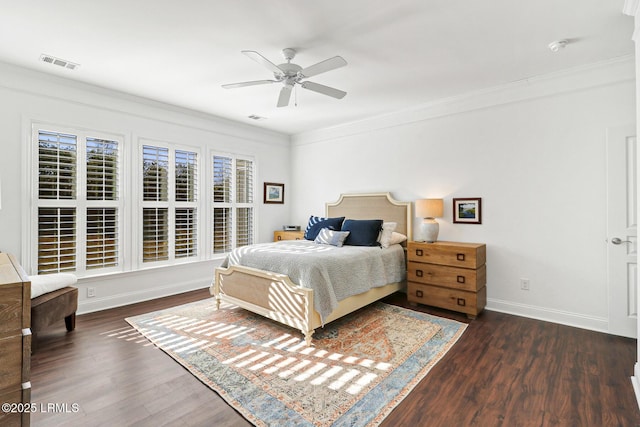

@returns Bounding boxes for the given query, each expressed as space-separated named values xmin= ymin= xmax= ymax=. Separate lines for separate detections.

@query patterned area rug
xmin=126 ymin=300 xmax=467 ymax=426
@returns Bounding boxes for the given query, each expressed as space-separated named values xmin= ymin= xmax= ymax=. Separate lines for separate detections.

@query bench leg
xmin=65 ymin=313 xmax=76 ymax=331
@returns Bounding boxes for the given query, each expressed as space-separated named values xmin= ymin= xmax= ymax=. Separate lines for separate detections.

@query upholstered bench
xmin=29 ymin=273 xmax=78 ymax=351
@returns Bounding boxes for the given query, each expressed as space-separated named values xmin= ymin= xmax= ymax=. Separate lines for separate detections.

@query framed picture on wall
xmin=264 ymin=182 xmax=284 ymax=204
xmin=453 ymin=198 xmax=482 ymax=224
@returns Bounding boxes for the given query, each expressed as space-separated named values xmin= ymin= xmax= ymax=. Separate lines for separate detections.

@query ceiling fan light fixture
xmin=222 ymin=48 xmax=348 ymax=108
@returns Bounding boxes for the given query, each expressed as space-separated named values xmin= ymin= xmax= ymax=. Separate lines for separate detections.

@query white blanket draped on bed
xmin=221 ymin=240 xmax=406 ymax=322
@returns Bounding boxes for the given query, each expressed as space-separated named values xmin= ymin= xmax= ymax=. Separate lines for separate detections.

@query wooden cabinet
xmin=0 ymin=253 xmax=31 ymax=427
xmin=274 ymin=230 xmax=305 ymax=241
xmin=407 ymin=241 xmax=486 ymax=318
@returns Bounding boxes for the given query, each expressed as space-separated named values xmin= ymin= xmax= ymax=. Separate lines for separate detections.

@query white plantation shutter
xmin=236 ymin=207 xmax=253 ymax=247
xmin=175 ymin=208 xmax=197 ymax=258
xmin=38 ymin=207 xmax=76 ymax=274
xmin=175 ymin=150 xmax=197 ymax=202
xmin=236 ymin=159 xmax=253 ymax=204
xmin=143 ymin=208 xmax=169 ymax=261
xmin=86 ymin=208 xmax=118 ymax=269
xmin=36 ymin=128 xmax=122 ymax=275
xmin=38 ymin=131 xmax=77 ymax=200
xmin=143 ymin=145 xmax=169 ymax=202
xmin=86 ymin=138 xmax=118 ymax=201
xmin=212 ymin=155 xmax=254 ymax=253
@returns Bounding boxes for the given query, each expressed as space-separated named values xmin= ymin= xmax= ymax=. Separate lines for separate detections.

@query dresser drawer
xmin=274 ymin=230 xmax=305 ymax=241
xmin=408 ymin=282 xmax=486 ymax=317
xmin=408 ymin=263 xmax=486 ymax=291
xmin=408 ymin=241 xmax=486 ymax=268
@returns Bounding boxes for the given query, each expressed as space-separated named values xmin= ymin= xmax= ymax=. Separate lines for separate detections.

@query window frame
xmin=138 ymin=139 xmax=201 ymax=267
xmin=29 ymin=123 xmax=125 ymax=277
xmin=210 ymin=151 xmax=256 ymax=256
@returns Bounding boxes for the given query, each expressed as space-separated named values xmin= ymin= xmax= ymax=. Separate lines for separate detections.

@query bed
xmin=210 ymin=192 xmax=412 ymax=345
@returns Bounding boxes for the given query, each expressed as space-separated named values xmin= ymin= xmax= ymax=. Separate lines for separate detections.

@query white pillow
xmin=388 ymin=232 xmax=407 ymax=246
xmin=29 ymin=273 xmax=78 ymax=299
xmin=378 ymin=222 xmax=397 ymax=248
xmin=314 ymin=228 xmax=351 ymax=247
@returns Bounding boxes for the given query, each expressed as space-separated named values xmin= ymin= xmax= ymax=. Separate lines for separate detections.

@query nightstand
xmin=274 ymin=230 xmax=305 ymax=241
xmin=407 ymin=241 xmax=487 ymax=318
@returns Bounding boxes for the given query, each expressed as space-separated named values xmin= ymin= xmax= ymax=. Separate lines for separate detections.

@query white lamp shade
xmin=415 ymin=199 xmax=443 ymax=218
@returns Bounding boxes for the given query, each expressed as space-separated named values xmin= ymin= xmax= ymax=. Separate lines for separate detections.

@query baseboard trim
xmin=632 ymin=363 xmax=640 ymax=411
xmin=487 ymin=298 xmax=608 ymax=334
xmin=77 ymin=278 xmax=209 ymax=315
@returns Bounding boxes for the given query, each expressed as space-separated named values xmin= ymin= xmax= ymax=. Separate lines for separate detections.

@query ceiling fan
xmin=222 ymin=48 xmax=347 ymax=108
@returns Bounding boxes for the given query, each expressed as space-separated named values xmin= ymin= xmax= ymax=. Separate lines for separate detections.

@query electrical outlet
xmin=520 ymin=278 xmax=530 ymax=291
xmin=87 ymin=287 xmax=96 ymax=298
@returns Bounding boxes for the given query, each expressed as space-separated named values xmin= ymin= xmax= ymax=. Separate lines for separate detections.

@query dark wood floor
xmin=30 ymin=289 xmax=639 ymax=427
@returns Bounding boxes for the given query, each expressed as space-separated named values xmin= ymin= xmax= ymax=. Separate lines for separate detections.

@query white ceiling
xmin=0 ymin=1 xmax=633 ymax=135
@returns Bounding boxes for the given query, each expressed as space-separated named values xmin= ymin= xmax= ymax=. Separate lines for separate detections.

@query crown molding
xmin=292 ymin=55 xmax=635 ymax=146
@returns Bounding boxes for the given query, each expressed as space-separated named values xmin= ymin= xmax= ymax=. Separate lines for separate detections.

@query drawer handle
xmin=416 ymin=270 xmax=423 ymax=277
xmin=416 ymin=249 xmax=423 ymax=256
xmin=457 ymin=275 xmax=466 ymax=284
xmin=457 ymin=298 xmax=466 ymax=307
xmin=457 ymin=253 xmax=465 ymax=261
xmin=416 ymin=290 xmax=424 ymax=298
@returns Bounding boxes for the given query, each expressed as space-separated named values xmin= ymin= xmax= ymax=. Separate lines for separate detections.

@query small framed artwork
xmin=264 ymin=182 xmax=285 ymax=204
xmin=453 ymin=198 xmax=482 ymax=224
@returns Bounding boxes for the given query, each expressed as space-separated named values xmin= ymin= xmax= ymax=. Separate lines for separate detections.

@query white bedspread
xmin=221 ymin=240 xmax=406 ymax=321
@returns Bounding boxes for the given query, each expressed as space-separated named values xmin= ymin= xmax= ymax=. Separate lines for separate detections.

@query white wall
xmin=290 ymin=56 xmax=636 ymax=333
xmin=0 ymin=61 xmax=291 ymax=313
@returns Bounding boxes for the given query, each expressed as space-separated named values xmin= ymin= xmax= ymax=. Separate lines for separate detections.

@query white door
xmin=607 ymin=124 xmax=637 ymax=338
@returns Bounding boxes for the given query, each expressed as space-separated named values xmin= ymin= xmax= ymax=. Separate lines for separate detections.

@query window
xmin=35 ymin=129 xmax=121 ymax=275
xmin=30 ymin=124 xmax=253 ymax=277
xmin=141 ymin=143 xmax=198 ymax=263
xmin=212 ymin=155 xmax=254 ymax=253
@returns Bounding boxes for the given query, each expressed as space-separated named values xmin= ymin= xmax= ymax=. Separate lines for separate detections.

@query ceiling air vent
xmin=40 ymin=54 xmax=79 ymax=70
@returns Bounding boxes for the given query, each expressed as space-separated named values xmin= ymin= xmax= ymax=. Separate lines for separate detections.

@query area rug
xmin=125 ymin=300 xmax=467 ymax=427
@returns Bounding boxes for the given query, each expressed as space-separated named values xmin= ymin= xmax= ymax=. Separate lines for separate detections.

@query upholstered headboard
xmin=325 ymin=193 xmax=412 ymax=241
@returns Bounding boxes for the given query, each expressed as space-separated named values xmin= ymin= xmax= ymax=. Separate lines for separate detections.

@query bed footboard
xmin=212 ymin=265 xmax=317 ymax=345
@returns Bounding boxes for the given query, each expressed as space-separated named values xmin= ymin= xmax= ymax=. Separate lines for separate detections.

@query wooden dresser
xmin=407 ymin=241 xmax=486 ymax=318
xmin=274 ymin=230 xmax=305 ymax=241
xmin=0 ymin=253 xmax=31 ymax=427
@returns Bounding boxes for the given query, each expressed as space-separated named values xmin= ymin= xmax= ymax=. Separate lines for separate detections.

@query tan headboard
xmin=325 ymin=193 xmax=412 ymax=241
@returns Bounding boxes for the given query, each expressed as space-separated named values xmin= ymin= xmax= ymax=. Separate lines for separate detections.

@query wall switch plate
xmin=520 ymin=278 xmax=530 ymax=291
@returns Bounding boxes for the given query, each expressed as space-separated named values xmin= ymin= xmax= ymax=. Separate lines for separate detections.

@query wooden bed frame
xmin=211 ymin=192 xmax=412 ymax=345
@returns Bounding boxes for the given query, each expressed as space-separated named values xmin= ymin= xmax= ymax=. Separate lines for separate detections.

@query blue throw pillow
xmin=304 ymin=216 xmax=345 ymax=240
xmin=341 ymin=219 xmax=383 ymax=246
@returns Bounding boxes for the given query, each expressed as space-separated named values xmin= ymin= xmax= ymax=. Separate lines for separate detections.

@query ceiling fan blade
xmin=242 ymin=50 xmax=284 ymax=77
xmin=277 ymin=84 xmax=293 ymax=108
xmin=299 ymin=56 xmax=347 ymax=78
xmin=301 ymin=81 xmax=347 ymax=99
xmin=222 ymin=80 xmax=278 ymax=89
